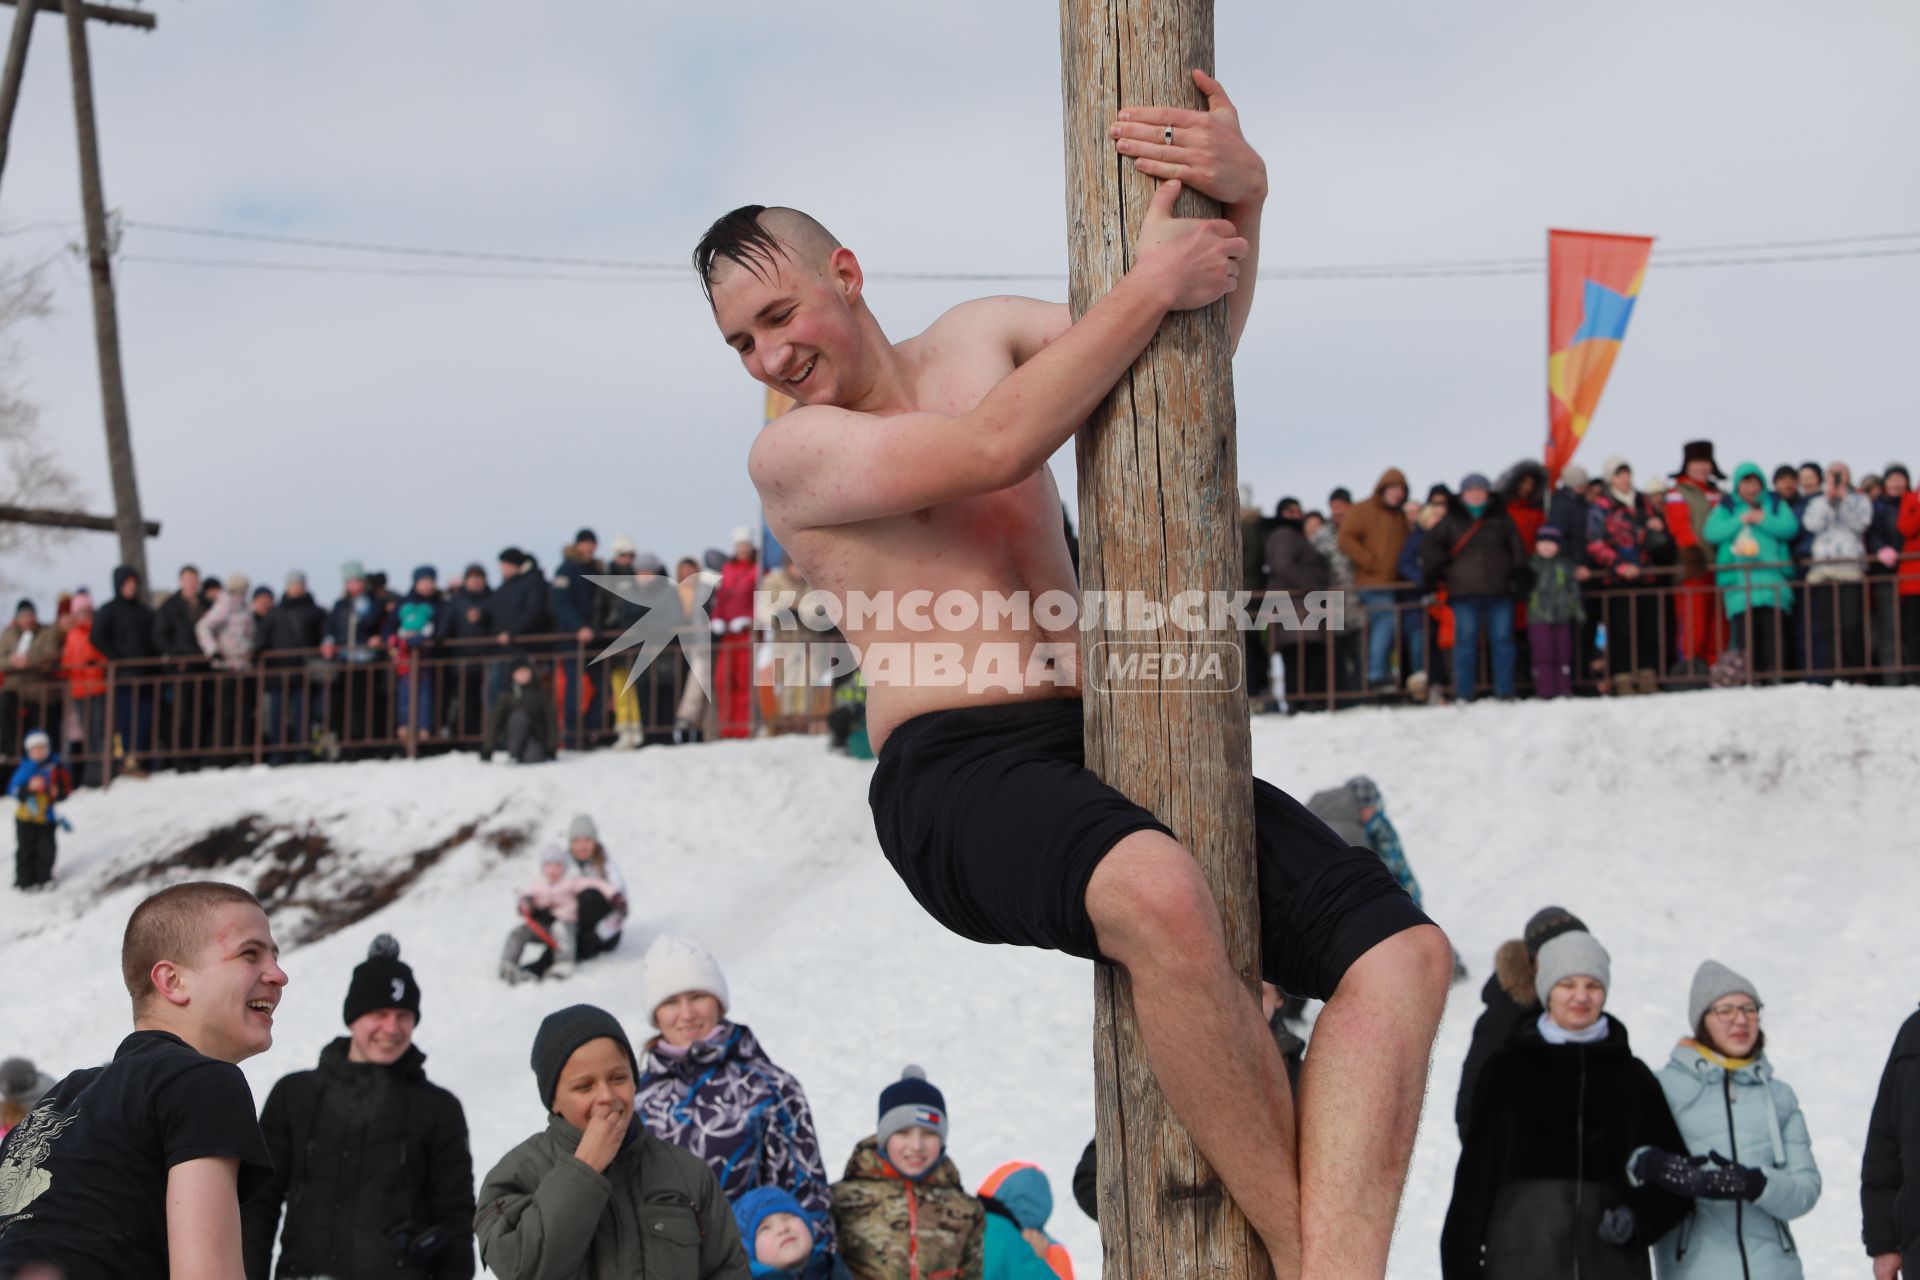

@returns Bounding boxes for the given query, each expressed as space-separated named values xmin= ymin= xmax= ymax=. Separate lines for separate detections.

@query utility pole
xmin=0 ymin=3 xmax=154 ymax=196
xmin=61 ymin=0 xmax=148 ymax=580
xmin=1060 ymin=2 xmax=1265 ymax=1277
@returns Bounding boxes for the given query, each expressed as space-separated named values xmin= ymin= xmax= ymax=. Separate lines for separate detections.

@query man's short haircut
xmin=693 ymin=205 xmax=842 ymax=305
xmin=122 ymin=881 xmax=264 ymax=1013
xmin=179 ymin=564 xmax=198 ymax=577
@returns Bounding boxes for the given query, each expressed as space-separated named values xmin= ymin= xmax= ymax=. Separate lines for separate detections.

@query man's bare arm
xmin=168 ymin=1156 xmax=246 ymax=1280
xmin=754 ymin=180 xmax=1244 ymax=532
xmin=1112 ymin=69 xmax=1267 ymax=352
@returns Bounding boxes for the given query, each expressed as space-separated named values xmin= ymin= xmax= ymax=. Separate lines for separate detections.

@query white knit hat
xmin=1534 ymin=931 xmax=1611 ymax=1007
xmin=640 ymin=935 xmax=729 ymax=1025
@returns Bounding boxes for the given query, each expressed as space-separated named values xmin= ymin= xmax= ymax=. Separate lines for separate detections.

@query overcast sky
xmin=4 ymin=0 xmax=1915 ymax=605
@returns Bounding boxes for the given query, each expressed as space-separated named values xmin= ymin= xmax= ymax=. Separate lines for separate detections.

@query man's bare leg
xmin=1086 ymin=832 xmax=1303 ymax=1278
xmin=1295 ymin=924 xmax=1452 ymax=1277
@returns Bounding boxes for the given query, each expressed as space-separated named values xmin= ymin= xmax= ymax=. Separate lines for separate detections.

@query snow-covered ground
xmin=6 ymin=684 xmax=1913 ymax=1277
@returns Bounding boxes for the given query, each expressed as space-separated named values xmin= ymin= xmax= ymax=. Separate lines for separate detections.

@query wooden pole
xmin=1059 ymin=2 xmax=1263 ymax=1277
xmin=0 ymin=0 xmax=33 ymax=187
xmin=62 ymin=0 xmax=146 ymax=582
xmin=0 ymin=503 xmax=159 ymax=535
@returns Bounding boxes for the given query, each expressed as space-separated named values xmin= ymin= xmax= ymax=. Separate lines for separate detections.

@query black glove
xmin=1697 ymin=1151 xmax=1768 ymax=1202
xmin=1631 ymin=1148 xmax=1710 ymax=1198
xmin=1597 ymin=1205 xmax=1636 ymax=1246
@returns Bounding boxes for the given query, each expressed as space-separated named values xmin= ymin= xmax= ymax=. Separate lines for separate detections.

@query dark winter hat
xmin=702 ymin=548 xmax=728 ymax=572
xmin=343 ymin=933 xmax=421 ymax=1027
xmin=1673 ymin=439 xmax=1727 ymax=481
xmin=1534 ymin=931 xmax=1610 ymax=1007
xmin=463 ymin=562 xmax=487 ymax=580
xmin=575 ymin=527 xmax=598 ymax=545
xmin=498 ymin=546 xmax=529 ymax=568
xmin=251 ymin=586 xmax=274 ymax=603
xmin=202 ymin=577 xmax=224 ymax=594
xmin=877 ymin=1064 xmax=950 ymax=1151
xmin=509 ymin=650 xmax=535 ymax=674
xmin=1426 ymin=483 xmax=1452 ymax=503
xmin=1772 ymin=464 xmax=1798 ymax=484
xmin=1328 ymin=487 xmax=1354 ymax=505
xmin=1536 ymin=524 xmax=1564 ymax=545
xmin=412 ymin=564 xmax=437 ymax=585
xmin=1459 ymin=472 xmax=1492 ymax=494
xmin=531 ymin=1004 xmax=637 ymax=1112
xmin=1274 ymin=496 xmax=1302 ymax=519
xmin=13 ymin=598 xmax=32 ymax=617
xmin=0 ymin=1057 xmax=54 ymax=1108
xmin=1688 ymin=960 xmax=1762 ymax=1031
xmin=1523 ymin=905 xmax=1588 ymax=957
xmin=1886 ymin=463 xmax=1912 ymax=485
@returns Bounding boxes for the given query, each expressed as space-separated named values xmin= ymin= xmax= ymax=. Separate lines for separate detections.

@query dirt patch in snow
xmin=106 ymin=806 xmax=532 ymax=946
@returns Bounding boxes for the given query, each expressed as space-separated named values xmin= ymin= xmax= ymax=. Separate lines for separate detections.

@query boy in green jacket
xmin=476 ymin=1003 xmax=750 ymax=1279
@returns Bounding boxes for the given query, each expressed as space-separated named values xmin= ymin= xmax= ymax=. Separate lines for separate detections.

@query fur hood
xmin=1496 ymin=459 xmax=1550 ymax=505
xmin=1494 ymin=938 xmax=1536 ymax=1007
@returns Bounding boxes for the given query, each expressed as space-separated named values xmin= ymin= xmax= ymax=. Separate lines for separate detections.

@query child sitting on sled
xmin=498 ymin=847 xmax=617 ymax=984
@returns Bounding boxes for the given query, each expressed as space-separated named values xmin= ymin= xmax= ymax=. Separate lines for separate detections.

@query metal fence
xmin=9 ymin=555 xmax=1917 ymax=783
xmin=1263 ymin=555 xmax=1919 ymax=710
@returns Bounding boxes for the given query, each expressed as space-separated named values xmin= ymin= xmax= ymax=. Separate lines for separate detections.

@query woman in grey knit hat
xmin=1643 ymin=960 xmax=1821 ymax=1279
xmin=1442 ymin=931 xmax=1690 ymax=1279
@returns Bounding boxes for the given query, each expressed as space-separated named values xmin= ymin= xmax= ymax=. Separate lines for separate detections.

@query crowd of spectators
xmin=0 ymin=525 xmax=784 ymax=786
xmin=1246 ymin=437 xmax=1920 ymax=708
xmin=8 ymin=434 xmax=1920 ymax=792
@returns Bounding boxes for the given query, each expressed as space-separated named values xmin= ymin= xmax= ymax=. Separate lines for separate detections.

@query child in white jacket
xmin=498 ymin=848 xmax=617 ymax=984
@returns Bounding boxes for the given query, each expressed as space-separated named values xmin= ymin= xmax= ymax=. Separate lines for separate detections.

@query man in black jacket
xmin=242 ymin=936 xmax=474 ymax=1280
xmin=260 ymin=571 xmax=328 ymax=763
xmin=484 ymin=548 xmax=552 ymax=715
xmin=1419 ymin=473 xmax=1529 ymax=702
xmin=1865 ymin=1005 xmax=1920 ymax=1279
xmin=440 ymin=564 xmax=493 ymax=743
xmin=152 ymin=565 xmax=214 ymax=768
xmin=88 ymin=564 xmax=160 ymax=772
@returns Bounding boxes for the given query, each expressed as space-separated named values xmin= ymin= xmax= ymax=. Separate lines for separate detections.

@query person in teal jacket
xmin=1648 ymin=961 xmax=1821 ymax=1280
xmin=1703 ymin=462 xmax=1801 ymax=677
xmin=976 ymin=1163 xmax=1071 ymax=1280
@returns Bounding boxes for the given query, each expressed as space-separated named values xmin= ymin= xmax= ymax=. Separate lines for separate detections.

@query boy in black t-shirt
xmin=0 ymin=880 xmax=287 ymax=1279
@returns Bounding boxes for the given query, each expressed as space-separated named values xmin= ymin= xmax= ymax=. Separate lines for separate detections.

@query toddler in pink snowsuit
xmin=498 ymin=847 xmax=616 ymax=984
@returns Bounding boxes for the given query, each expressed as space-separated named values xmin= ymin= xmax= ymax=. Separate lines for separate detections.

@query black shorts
xmin=869 ymin=697 xmax=1432 ymax=1001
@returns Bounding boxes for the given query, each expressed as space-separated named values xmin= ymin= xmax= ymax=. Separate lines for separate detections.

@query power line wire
xmin=120 ymin=218 xmax=1920 ymax=282
xmin=118 ymin=242 xmax=1920 ymax=285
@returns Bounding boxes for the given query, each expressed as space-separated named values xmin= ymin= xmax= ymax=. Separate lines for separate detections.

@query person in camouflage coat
xmin=832 ymin=1068 xmax=984 ymax=1280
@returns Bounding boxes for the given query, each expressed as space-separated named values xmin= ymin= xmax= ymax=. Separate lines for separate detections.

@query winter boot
xmin=546 ymin=920 xmax=578 ymax=980
xmin=499 ymin=925 xmax=536 ymax=984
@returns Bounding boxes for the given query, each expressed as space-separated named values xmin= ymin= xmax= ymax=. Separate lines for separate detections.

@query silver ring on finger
xmin=1163 ymin=126 xmax=1174 ymax=145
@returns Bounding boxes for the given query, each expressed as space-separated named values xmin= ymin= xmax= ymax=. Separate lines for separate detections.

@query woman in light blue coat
xmin=1651 ymin=961 xmax=1821 ymax=1279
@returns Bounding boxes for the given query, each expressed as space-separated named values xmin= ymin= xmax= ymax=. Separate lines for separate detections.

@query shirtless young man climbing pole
xmin=696 ymin=72 xmax=1451 ymax=1279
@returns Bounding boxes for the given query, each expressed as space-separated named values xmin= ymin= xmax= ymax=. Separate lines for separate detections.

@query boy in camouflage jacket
xmin=831 ymin=1068 xmax=983 ymax=1280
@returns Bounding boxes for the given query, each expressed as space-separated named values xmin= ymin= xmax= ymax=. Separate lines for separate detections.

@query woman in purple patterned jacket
xmin=634 ymin=936 xmax=836 ymax=1256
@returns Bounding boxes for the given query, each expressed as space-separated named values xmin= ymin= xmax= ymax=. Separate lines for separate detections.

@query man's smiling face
xmin=186 ymin=903 xmax=288 ymax=1064
xmin=710 ymin=246 xmax=864 ymax=408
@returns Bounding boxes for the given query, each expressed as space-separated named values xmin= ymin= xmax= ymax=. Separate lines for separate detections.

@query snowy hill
xmin=6 ymin=684 xmax=1914 ymax=1278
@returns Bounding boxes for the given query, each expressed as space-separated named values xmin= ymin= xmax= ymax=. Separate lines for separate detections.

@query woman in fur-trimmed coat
xmin=1455 ymin=907 xmax=1589 ymax=1139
